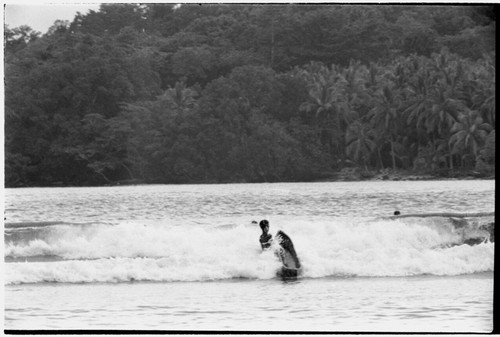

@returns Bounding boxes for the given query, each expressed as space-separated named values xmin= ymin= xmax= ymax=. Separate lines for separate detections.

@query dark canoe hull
xmin=275 ymin=230 xmax=302 ymax=278
xmin=279 ymin=266 xmax=301 ymax=279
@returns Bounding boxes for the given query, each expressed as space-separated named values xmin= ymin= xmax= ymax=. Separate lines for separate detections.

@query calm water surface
xmin=4 ymin=180 xmax=495 ymax=222
xmin=5 ymin=274 xmax=493 ymax=331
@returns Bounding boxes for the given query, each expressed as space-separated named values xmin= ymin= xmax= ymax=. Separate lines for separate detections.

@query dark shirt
xmin=259 ymin=233 xmax=273 ymax=250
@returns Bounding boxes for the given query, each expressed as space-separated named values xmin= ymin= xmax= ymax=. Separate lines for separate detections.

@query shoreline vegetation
xmin=11 ymin=169 xmax=495 ymax=188
xmin=5 ymin=5 xmax=495 ymax=188
xmin=328 ymin=168 xmax=495 ymax=182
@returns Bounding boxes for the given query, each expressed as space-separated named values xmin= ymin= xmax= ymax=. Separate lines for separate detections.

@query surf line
xmin=388 ymin=211 xmax=494 ymax=219
xmin=4 ymin=221 xmax=68 ymax=229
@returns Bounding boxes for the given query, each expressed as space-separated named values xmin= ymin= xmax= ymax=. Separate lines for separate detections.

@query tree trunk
xmin=390 ymin=138 xmax=396 ymax=170
xmin=414 ymin=137 xmax=422 ymax=171
xmin=377 ymin=148 xmax=384 ymax=169
xmin=95 ymin=170 xmax=113 ymax=184
xmin=121 ymin=162 xmax=135 ymax=180
xmin=448 ymin=143 xmax=454 ymax=169
xmin=336 ymin=112 xmax=344 ymax=166
xmin=270 ymin=17 xmax=275 ymax=68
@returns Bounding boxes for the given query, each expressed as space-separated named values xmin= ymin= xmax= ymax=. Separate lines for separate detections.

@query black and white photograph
xmin=2 ymin=1 xmax=495 ymax=333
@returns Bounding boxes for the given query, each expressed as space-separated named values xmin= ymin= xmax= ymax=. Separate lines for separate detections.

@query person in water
xmin=258 ymin=219 xmax=301 ymax=276
xmin=259 ymin=219 xmax=273 ymax=250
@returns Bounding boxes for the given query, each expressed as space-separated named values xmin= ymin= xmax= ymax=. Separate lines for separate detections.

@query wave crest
xmin=5 ymin=217 xmax=494 ymax=284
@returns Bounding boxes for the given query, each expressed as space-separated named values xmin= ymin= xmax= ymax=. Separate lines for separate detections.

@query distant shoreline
xmin=6 ymin=169 xmax=495 ymax=188
xmin=317 ymin=168 xmax=496 ymax=183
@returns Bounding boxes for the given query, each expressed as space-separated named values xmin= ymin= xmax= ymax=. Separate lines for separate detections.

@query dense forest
xmin=4 ymin=4 xmax=496 ymax=187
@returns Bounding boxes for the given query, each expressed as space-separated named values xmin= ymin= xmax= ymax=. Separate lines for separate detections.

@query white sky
xmin=5 ymin=0 xmax=492 ymax=35
xmin=4 ymin=3 xmax=101 ymax=33
xmin=2 ymin=1 xmax=195 ymax=34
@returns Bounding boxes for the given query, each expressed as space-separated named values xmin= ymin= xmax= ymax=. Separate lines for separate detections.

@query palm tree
xmin=299 ymin=70 xmax=342 ymax=121
xmin=464 ymin=56 xmax=496 ymax=128
xmin=403 ymin=65 xmax=435 ymax=168
xmin=404 ymin=64 xmax=435 ymax=130
xmin=346 ymin=121 xmax=376 ymax=171
xmin=159 ymin=79 xmax=198 ymax=114
xmin=299 ymin=63 xmax=348 ymax=160
xmin=474 ymin=87 xmax=495 ymax=128
xmin=336 ymin=60 xmax=371 ymax=163
xmin=449 ymin=109 xmax=493 ymax=167
xmin=404 ymin=51 xmax=468 ymax=170
xmin=369 ymin=85 xmax=402 ymax=170
xmin=340 ymin=60 xmax=369 ymax=115
xmin=416 ymin=140 xmax=449 ymax=171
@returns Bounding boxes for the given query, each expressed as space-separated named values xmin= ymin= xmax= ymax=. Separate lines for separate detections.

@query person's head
xmin=259 ymin=220 xmax=269 ymax=233
xmin=394 ymin=210 xmax=400 ymax=216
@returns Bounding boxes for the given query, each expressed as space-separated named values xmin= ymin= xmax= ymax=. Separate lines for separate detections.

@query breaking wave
xmin=4 ymin=216 xmax=494 ymax=284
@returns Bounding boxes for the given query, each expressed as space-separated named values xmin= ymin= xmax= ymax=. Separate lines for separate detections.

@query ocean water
xmin=3 ymin=180 xmax=495 ymax=332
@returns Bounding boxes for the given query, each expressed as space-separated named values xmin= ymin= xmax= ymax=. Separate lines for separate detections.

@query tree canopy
xmin=4 ymin=4 xmax=496 ymax=186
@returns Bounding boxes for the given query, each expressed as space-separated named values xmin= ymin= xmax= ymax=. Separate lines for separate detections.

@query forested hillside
xmin=4 ymin=4 xmax=496 ymax=186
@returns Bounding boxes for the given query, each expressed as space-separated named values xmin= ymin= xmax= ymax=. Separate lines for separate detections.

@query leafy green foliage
xmin=4 ymin=4 xmax=496 ymax=186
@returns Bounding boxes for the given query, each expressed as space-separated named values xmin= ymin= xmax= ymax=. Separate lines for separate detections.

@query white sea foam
xmin=4 ymin=217 xmax=494 ymax=284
